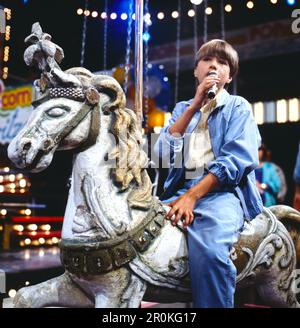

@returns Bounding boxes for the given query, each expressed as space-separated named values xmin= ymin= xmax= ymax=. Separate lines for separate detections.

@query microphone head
xmin=207 ymin=71 xmax=218 ymax=99
xmin=207 ymin=70 xmax=218 ymax=77
xmin=207 ymin=87 xmax=217 ymax=99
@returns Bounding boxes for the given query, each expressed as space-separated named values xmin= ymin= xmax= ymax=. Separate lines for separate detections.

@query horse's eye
xmin=46 ymin=107 xmax=68 ymax=118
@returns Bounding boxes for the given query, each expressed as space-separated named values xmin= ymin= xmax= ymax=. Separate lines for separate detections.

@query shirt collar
xmin=215 ymin=88 xmax=230 ymax=109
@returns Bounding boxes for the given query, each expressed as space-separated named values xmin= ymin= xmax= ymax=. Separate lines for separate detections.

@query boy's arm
xmin=207 ymin=99 xmax=261 ymax=187
xmin=165 ymin=173 xmax=218 ymax=227
xmin=165 ymin=98 xmax=260 ymax=227
xmin=152 ymin=102 xmax=188 ymax=166
xmin=168 ymin=104 xmax=198 ymax=135
xmin=168 ymin=74 xmax=220 ymax=135
xmin=153 ymin=74 xmax=220 ymax=161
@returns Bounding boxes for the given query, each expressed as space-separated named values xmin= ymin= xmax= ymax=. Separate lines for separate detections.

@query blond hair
xmin=66 ymin=67 xmax=153 ymax=210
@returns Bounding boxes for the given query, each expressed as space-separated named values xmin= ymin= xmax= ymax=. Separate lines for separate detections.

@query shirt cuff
xmin=208 ymin=162 xmax=227 ymax=186
xmin=162 ymin=127 xmax=185 ymax=150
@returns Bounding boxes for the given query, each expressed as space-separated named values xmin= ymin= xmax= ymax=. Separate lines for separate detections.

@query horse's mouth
xmin=8 ymin=135 xmax=57 ymax=173
xmin=19 ymin=147 xmax=56 ymax=173
xmin=25 ymin=149 xmax=45 ymax=172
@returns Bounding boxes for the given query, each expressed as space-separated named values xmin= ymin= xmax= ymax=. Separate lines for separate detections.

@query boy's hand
xmin=191 ymin=75 xmax=220 ymax=109
xmin=165 ymin=192 xmax=197 ymax=228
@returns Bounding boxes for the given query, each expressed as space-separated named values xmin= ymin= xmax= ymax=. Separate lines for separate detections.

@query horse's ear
xmin=91 ymin=76 xmax=126 ymax=112
xmin=51 ymin=68 xmax=82 ymax=88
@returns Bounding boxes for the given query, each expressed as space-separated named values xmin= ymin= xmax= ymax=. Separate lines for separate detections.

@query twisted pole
xmin=134 ymin=0 xmax=144 ymax=130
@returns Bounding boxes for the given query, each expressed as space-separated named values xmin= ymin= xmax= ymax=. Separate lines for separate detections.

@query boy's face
xmin=194 ymin=55 xmax=232 ymax=90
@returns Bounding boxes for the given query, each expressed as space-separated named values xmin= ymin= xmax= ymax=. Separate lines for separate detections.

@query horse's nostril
xmin=23 ymin=142 xmax=31 ymax=151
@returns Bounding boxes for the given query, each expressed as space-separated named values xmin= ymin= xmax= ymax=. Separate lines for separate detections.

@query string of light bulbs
xmin=75 ymin=0 xmax=288 ymax=21
xmin=2 ymin=8 xmax=12 ymax=80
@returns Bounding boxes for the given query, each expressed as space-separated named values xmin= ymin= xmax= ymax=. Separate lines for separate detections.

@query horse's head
xmin=8 ymin=23 xmax=124 ymax=172
xmin=8 ymin=67 xmax=125 ymax=172
xmin=8 ymin=22 xmax=152 ymax=209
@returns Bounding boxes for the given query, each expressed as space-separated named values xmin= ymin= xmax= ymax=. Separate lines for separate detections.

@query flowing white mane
xmin=66 ymin=67 xmax=153 ymax=209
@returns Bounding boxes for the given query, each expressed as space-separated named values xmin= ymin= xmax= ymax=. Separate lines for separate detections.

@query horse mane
xmin=65 ymin=67 xmax=153 ymax=210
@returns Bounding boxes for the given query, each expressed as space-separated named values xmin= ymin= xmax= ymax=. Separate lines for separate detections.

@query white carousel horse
xmin=7 ymin=23 xmax=300 ymax=308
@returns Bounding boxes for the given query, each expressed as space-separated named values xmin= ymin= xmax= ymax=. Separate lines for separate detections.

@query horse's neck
xmin=61 ymin=114 xmax=145 ymax=240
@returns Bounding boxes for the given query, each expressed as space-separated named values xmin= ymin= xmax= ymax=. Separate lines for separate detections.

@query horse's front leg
xmin=13 ymin=272 xmax=94 ymax=308
xmin=95 ymin=272 xmax=147 ymax=308
xmin=70 ymin=268 xmax=147 ymax=308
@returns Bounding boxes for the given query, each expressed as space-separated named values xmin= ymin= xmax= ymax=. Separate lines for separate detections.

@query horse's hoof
xmin=13 ymin=288 xmax=32 ymax=308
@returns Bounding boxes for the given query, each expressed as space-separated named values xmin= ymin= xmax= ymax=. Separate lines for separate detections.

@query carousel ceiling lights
xmin=75 ymin=0 xmax=284 ymax=21
xmin=157 ymin=12 xmax=164 ymax=20
xmin=247 ymin=1 xmax=254 ymax=9
xmin=171 ymin=11 xmax=179 ymax=18
xmin=205 ymin=7 xmax=213 ymax=15
xmin=190 ymin=0 xmax=203 ymax=5
xmin=225 ymin=4 xmax=232 ymax=12
xmin=188 ymin=9 xmax=195 ymax=17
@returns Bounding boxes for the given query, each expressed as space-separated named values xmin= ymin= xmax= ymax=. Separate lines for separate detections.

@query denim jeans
xmin=163 ymin=179 xmax=244 ymax=308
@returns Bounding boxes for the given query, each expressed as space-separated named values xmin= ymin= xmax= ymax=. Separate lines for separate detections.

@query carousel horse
xmin=8 ymin=23 xmax=300 ymax=308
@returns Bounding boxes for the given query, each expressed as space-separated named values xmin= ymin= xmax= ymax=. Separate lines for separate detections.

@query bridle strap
xmin=75 ymin=104 xmax=100 ymax=153
xmin=41 ymin=102 xmax=96 ymax=153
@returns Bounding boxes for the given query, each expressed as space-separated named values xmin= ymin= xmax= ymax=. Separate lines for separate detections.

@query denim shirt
xmin=154 ymin=89 xmax=263 ymax=220
xmin=294 ymin=142 xmax=300 ymax=184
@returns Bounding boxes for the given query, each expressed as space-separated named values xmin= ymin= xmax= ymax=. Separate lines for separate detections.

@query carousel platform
xmin=0 ymin=248 xmax=270 ymax=308
xmin=0 ymin=247 xmax=191 ymax=308
xmin=0 ymin=246 xmax=63 ymax=308
xmin=0 ymin=246 xmax=61 ymax=274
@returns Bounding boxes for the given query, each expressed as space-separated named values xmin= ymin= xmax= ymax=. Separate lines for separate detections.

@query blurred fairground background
xmin=0 ymin=0 xmax=299 ymax=306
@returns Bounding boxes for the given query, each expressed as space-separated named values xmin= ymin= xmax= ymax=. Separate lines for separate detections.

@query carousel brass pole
xmin=134 ymin=0 xmax=143 ymax=130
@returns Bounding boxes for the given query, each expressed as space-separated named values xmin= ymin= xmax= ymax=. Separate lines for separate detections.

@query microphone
xmin=207 ymin=71 xmax=218 ymax=99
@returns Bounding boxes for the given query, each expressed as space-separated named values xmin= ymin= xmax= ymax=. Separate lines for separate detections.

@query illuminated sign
xmin=0 ymin=85 xmax=33 ymax=144
xmin=1 ymin=86 xmax=32 ymax=112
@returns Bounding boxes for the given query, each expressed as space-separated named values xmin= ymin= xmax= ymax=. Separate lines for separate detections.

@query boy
xmin=154 ymin=39 xmax=263 ymax=307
